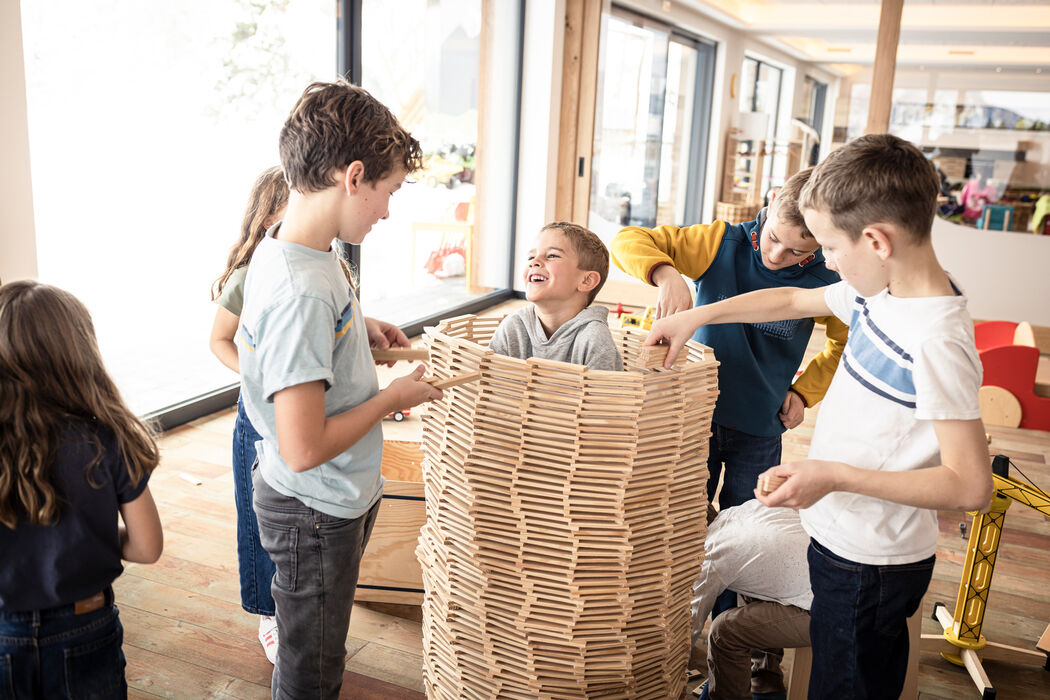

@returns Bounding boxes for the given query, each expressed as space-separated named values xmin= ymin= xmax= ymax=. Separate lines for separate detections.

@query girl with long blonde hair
xmin=0 ymin=280 xmax=162 ymax=697
xmin=209 ymin=165 xmax=289 ymax=664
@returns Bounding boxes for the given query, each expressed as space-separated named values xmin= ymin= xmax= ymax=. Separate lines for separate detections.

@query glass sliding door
xmin=357 ymin=0 xmax=519 ymax=328
xmin=588 ymin=8 xmax=715 ymax=277
xmin=740 ymin=56 xmax=784 ymax=194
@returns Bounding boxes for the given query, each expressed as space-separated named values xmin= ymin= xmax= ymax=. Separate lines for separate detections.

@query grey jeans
xmin=252 ymin=467 xmax=380 ymax=699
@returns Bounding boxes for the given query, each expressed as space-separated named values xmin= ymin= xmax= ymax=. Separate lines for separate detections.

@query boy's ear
xmin=577 ymin=270 xmax=601 ymax=294
xmin=342 ymin=161 xmax=366 ymax=195
xmin=861 ymin=224 xmax=894 ymax=261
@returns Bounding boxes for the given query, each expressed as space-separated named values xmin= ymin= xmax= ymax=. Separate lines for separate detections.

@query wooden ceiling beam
xmin=866 ymin=0 xmax=904 ymax=134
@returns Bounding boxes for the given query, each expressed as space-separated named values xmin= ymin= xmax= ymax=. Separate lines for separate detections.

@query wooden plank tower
xmin=416 ymin=315 xmax=719 ymax=698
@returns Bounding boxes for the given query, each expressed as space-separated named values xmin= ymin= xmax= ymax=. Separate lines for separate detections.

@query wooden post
xmin=865 ymin=0 xmax=904 ymax=135
xmin=554 ymin=0 xmax=601 ymax=223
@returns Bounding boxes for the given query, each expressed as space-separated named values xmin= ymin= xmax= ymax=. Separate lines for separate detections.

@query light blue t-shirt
xmin=238 ymin=228 xmax=383 ymax=519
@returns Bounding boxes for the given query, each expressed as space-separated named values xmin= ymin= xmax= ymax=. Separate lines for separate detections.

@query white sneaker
xmin=258 ymin=615 xmax=279 ymax=664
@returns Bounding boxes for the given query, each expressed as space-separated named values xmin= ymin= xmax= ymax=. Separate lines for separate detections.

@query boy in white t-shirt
xmin=646 ymin=134 xmax=993 ymax=699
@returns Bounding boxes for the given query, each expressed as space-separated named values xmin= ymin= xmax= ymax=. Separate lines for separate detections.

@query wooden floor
xmin=121 ymin=311 xmax=1050 ymax=699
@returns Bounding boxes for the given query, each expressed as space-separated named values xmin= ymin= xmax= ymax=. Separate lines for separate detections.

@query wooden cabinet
xmin=720 ymin=134 xmax=765 ymax=205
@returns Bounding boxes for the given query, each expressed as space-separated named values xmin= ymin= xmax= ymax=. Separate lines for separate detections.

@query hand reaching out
xmin=365 ymin=317 xmax=410 ymax=367
xmin=643 ymin=310 xmax=702 ymax=368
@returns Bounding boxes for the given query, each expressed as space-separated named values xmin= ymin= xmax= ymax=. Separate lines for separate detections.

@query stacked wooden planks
xmin=416 ymin=314 xmax=719 ymax=699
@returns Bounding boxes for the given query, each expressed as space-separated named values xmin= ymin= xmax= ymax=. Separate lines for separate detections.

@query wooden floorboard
xmin=121 ymin=312 xmax=1050 ymax=698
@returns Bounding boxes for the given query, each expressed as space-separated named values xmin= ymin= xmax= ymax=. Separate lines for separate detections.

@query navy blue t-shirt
xmin=0 ymin=422 xmax=150 ymax=611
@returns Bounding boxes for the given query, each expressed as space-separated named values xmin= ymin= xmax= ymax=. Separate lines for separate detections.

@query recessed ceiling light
xmin=949 ymin=50 xmax=975 ymax=56
xmin=827 ymin=47 xmax=852 ymax=53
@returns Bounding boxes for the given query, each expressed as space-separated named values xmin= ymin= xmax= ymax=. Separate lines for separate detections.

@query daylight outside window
xmin=21 ymin=0 xmax=335 ymax=415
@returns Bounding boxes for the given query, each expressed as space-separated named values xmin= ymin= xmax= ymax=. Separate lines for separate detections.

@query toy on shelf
xmin=619 ymin=305 xmax=654 ymax=331
xmin=974 ymin=320 xmax=1050 ymax=432
xmin=384 ymin=409 xmax=411 ymax=422
xmin=979 ymin=204 xmax=1014 ymax=231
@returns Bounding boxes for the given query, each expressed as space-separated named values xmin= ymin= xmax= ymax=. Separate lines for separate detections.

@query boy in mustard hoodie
xmin=612 ymin=168 xmax=846 ymax=514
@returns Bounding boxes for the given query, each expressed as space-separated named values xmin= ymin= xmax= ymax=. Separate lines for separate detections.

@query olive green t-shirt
xmin=215 ymin=266 xmax=248 ymax=316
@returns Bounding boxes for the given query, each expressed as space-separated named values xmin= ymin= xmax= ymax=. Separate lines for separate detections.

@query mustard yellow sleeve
xmin=610 ymin=222 xmax=727 ymax=284
xmin=791 ymin=314 xmax=848 ymax=407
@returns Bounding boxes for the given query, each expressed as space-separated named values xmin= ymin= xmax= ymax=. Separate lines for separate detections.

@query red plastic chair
xmin=974 ymin=321 xmax=1050 ymax=432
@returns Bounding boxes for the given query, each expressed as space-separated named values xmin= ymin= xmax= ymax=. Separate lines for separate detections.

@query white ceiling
xmin=681 ymin=0 xmax=1050 ymax=69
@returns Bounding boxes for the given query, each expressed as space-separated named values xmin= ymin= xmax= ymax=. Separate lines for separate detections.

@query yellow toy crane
xmin=619 ymin=306 xmax=654 ymax=331
xmin=923 ymin=454 xmax=1050 ymax=699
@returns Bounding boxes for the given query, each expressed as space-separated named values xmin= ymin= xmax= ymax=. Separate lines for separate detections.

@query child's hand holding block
xmin=631 ymin=344 xmax=670 ymax=370
xmin=426 ymin=371 xmax=482 ymax=391
xmin=757 ymin=474 xmax=786 ymax=496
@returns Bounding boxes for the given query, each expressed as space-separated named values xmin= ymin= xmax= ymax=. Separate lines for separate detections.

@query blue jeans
xmin=233 ymin=400 xmax=276 ymax=616
xmin=807 ymin=539 xmax=934 ymax=700
xmin=0 ymin=588 xmax=126 ymax=699
xmin=252 ymin=467 xmax=380 ymax=699
xmin=706 ymin=424 xmax=782 ymax=510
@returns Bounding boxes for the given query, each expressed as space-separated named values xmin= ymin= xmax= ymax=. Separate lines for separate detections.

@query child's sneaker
xmin=258 ymin=615 xmax=278 ymax=664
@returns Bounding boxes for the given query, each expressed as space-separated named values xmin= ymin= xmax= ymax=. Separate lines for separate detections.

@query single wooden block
xmin=371 ymin=347 xmax=429 ymax=362
xmin=978 ymin=385 xmax=1022 ymax=429
xmin=632 ymin=344 xmax=669 ymax=370
xmin=757 ymin=474 xmax=786 ymax=495
xmin=1038 ymin=621 xmax=1050 ymax=654
xmin=428 ymin=371 xmax=482 ymax=390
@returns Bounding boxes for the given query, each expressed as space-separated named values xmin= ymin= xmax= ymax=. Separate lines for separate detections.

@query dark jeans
xmin=252 ymin=468 xmax=380 ymax=700
xmin=0 ymin=588 xmax=126 ymax=699
xmin=807 ymin=539 xmax=934 ymax=700
xmin=233 ymin=400 xmax=276 ymax=616
xmin=706 ymin=424 xmax=783 ymax=510
xmin=708 ymin=424 xmax=783 ymax=618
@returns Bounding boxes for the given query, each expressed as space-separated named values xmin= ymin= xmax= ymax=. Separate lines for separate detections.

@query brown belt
xmin=73 ymin=591 xmax=107 ymax=615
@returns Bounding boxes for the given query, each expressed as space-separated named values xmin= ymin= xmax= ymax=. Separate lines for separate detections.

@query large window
xmin=739 ymin=56 xmax=784 ymax=194
xmin=21 ymin=0 xmax=335 ymax=416
xmin=797 ymin=75 xmax=827 ymax=167
xmin=357 ymin=0 xmax=520 ymax=328
xmin=588 ymin=8 xmax=715 ymax=266
xmin=19 ymin=1 xmax=521 ymax=422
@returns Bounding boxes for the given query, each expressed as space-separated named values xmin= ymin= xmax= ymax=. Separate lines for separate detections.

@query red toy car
xmin=385 ymin=409 xmax=411 ymax=422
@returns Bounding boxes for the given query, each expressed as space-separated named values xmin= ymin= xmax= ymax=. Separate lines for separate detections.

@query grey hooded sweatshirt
xmin=488 ymin=304 xmax=623 ymax=371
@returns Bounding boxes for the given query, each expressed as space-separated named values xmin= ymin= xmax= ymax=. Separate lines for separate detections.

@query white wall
xmin=932 ymin=216 xmax=1050 ymax=325
xmin=1 ymin=1 xmax=37 ymax=283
